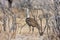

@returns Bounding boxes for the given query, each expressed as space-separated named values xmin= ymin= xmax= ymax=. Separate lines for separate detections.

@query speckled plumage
xmin=26 ymin=17 xmax=43 ymax=36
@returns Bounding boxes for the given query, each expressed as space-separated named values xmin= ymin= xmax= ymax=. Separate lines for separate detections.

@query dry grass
xmin=0 ymin=8 xmax=59 ymax=40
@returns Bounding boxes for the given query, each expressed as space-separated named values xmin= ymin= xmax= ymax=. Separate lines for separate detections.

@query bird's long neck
xmin=26 ymin=8 xmax=30 ymax=18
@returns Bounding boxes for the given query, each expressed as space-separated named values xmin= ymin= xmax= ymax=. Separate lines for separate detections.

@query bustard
xmin=26 ymin=18 xmax=43 ymax=35
xmin=25 ymin=8 xmax=43 ymax=36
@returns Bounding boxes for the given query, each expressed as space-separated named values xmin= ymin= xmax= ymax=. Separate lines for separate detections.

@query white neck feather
xmin=26 ymin=8 xmax=30 ymax=18
xmin=27 ymin=14 xmax=30 ymax=18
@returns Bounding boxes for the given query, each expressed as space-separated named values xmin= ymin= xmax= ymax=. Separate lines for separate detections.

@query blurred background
xmin=0 ymin=0 xmax=60 ymax=40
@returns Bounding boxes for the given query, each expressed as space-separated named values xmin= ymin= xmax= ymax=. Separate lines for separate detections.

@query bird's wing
xmin=29 ymin=18 xmax=38 ymax=26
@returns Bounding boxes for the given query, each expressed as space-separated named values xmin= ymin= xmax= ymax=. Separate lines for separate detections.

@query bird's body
xmin=26 ymin=18 xmax=39 ymax=27
xmin=25 ymin=8 xmax=43 ymax=36
xmin=8 ymin=0 xmax=13 ymax=8
xmin=26 ymin=17 xmax=43 ymax=36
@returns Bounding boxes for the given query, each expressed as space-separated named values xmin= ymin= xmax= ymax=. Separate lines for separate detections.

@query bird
xmin=8 ymin=0 xmax=13 ymax=8
xmin=24 ymin=8 xmax=43 ymax=36
xmin=25 ymin=17 xmax=43 ymax=36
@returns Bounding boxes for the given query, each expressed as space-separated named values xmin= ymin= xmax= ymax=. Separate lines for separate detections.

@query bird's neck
xmin=27 ymin=14 xmax=30 ymax=18
xmin=26 ymin=8 xmax=30 ymax=18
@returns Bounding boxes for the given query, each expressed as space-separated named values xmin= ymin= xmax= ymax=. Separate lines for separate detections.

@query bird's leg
xmin=29 ymin=26 xmax=31 ymax=34
xmin=32 ymin=27 xmax=34 ymax=34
